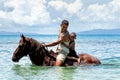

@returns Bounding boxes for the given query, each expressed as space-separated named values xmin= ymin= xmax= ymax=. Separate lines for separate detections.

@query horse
xmin=12 ymin=34 xmax=101 ymax=66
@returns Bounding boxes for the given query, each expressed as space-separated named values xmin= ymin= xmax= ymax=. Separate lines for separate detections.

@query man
xmin=43 ymin=20 xmax=70 ymax=66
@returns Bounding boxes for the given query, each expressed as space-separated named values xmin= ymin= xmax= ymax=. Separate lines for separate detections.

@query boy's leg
xmin=55 ymin=59 xmax=63 ymax=66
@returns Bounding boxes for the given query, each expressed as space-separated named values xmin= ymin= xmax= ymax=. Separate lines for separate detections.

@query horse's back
xmin=48 ymin=50 xmax=57 ymax=59
xmin=78 ymin=53 xmax=101 ymax=65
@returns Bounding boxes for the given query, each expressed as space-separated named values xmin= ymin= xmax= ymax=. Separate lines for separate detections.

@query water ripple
xmin=0 ymin=50 xmax=11 ymax=53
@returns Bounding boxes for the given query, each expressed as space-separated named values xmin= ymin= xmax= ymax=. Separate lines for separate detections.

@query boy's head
xmin=70 ymin=32 xmax=76 ymax=39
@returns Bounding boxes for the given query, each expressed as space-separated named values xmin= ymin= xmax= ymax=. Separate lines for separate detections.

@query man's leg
xmin=56 ymin=53 xmax=66 ymax=66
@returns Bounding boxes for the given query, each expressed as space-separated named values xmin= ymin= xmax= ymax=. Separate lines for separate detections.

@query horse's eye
xmin=19 ymin=42 xmax=27 ymax=48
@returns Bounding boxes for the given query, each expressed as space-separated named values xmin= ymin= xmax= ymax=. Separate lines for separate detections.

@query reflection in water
xmin=55 ymin=66 xmax=77 ymax=80
xmin=12 ymin=64 xmax=77 ymax=80
xmin=12 ymin=64 xmax=52 ymax=80
xmin=12 ymin=64 xmax=40 ymax=80
xmin=10 ymin=57 xmax=120 ymax=80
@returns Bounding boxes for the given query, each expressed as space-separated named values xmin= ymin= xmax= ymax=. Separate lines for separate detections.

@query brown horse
xmin=12 ymin=34 xmax=101 ymax=66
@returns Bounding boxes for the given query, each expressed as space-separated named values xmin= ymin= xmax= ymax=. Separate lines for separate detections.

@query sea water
xmin=0 ymin=35 xmax=120 ymax=80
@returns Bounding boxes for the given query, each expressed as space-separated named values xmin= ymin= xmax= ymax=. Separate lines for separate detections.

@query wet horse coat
xmin=12 ymin=35 xmax=101 ymax=66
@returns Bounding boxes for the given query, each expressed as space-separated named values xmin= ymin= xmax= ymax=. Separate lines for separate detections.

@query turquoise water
xmin=0 ymin=35 xmax=120 ymax=80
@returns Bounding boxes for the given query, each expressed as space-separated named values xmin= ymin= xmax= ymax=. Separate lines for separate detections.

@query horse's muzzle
xmin=12 ymin=57 xmax=19 ymax=62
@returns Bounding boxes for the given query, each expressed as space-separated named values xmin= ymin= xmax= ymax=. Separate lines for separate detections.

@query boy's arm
xmin=67 ymin=56 xmax=81 ymax=64
xmin=67 ymin=56 xmax=78 ymax=62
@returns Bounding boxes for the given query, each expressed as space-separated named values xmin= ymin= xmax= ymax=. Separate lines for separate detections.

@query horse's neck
xmin=28 ymin=52 xmax=43 ymax=66
xmin=29 ymin=38 xmax=41 ymax=52
xmin=28 ymin=42 xmax=45 ymax=66
xmin=28 ymin=38 xmax=57 ymax=66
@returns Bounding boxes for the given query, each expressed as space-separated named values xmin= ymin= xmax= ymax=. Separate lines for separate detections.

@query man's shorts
xmin=56 ymin=50 xmax=69 ymax=62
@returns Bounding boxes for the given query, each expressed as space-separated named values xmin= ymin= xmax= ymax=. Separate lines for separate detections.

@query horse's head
xmin=12 ymin=34 xmax=30 ymax=62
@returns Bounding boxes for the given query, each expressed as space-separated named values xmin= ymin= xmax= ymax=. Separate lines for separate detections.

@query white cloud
xmin=52 ymin=17 xmax=62 ymax=23
xmin=48 ymin=0 xmax=83 ymax=14
xmin=0 ymin=0 xmax=51 ymax=25
xmin=0 ymin=23 xmax=2 ymax=27
xmin=67 ymin=0 xmax=83 ymax=14
xmin=48 ymin=0 xmax=66 ymax=11
xmin=78 ymin=0 xmax=120 ymax=22
xmin=0 ymin=11 xmax=6 ymax=17
xmin=0 ymin=0 xmax=120 ymax=34
xmin=48 ymin=0 xmax=120 ymax=31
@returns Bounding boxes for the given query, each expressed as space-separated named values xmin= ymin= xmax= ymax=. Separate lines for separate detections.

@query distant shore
xmin=0 ymin=29 xmax=120 ymax=36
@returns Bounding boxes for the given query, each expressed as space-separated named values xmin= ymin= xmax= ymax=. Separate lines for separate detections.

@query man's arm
xmin=44 ymin=38 xmax=62 ymax=47
xmin=44 ymin=41 xmax=59 ymax=47
xmin=44 ymin=33 xmax=64 ymax=47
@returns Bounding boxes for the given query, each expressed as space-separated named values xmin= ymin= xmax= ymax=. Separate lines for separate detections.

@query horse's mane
xmin=28 ymin=37 xmax=46 ymax=53
xmin=28 ymin=38 xmax=41 ymax=46
xmin=27 ymin=37 xmax=56 ymax=66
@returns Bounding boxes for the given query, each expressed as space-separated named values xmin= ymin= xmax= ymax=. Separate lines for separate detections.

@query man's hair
xmin=62 ymin=20 xmax=69 ymax=26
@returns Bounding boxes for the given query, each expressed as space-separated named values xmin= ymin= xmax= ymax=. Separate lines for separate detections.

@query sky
xmin=0 ymin=0 xmax=120 ymax=34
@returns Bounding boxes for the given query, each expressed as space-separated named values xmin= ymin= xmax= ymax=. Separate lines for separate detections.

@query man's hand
xmin=40 ymin=43 xmax=46 ymax=47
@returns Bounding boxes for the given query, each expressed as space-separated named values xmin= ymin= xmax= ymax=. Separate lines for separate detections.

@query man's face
xmin=61 ymin=23 xmax=68 ymax=32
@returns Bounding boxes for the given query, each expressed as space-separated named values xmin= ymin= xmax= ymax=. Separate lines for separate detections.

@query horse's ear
xmin=20 ymin=34 xmax=26 ymax=41
xmin=20 ymin=34 xmax=24 ymax=38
